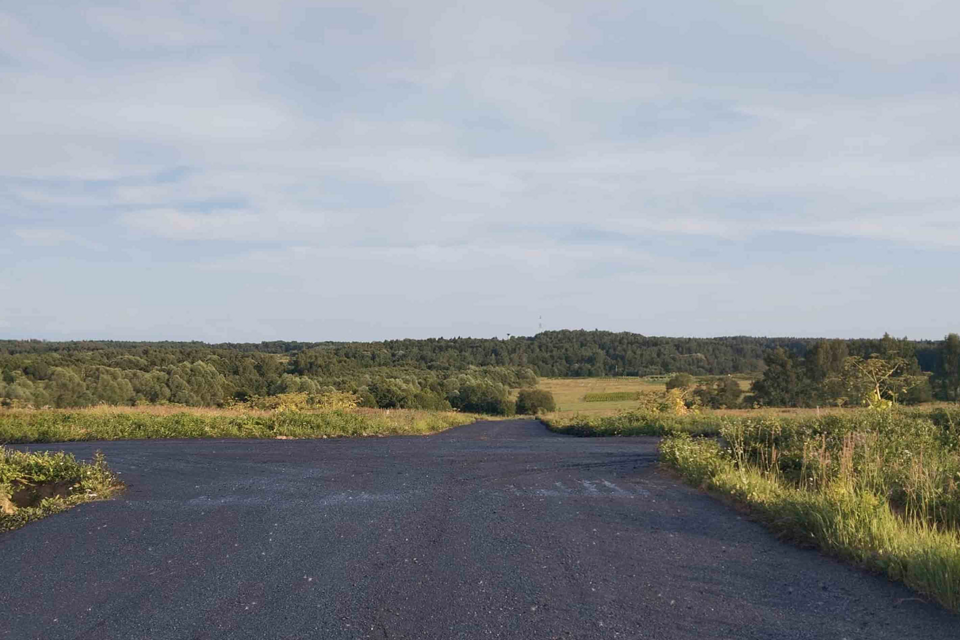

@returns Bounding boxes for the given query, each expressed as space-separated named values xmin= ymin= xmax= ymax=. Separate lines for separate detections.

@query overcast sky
xmin=2 ymin=1 xmax=958 ymax=342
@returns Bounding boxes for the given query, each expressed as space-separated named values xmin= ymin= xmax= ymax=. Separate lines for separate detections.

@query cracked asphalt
xmin=2 ymin=419 xmax=956 ymax=639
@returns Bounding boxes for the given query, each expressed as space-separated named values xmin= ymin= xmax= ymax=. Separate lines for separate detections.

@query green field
xmin=535 ymin=375 xmax=756 ymax=415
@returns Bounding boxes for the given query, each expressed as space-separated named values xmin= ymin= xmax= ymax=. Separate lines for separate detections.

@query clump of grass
xmin=1 ymin=447 xmax=123 ymax=532
xmin=0 ymin=407 xmax=476 ymax=444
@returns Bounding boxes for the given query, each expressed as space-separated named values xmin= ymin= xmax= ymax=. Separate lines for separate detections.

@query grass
xmin=553 ymin=404 xmax=960 ymax=612
xmin=535 ymin=376 xmax=759 ymax=414
xmin=1 ymin=447 xmax=123 ymax=532
xmin=535 ymin=377 xmax=667 ymax=413
xmin=0 ymin=406 xmax=478 ymax=444
xmin=583 ymin=391 xmax=642 ymax=402
xmin=541 ymin=410 xmax=723 ymax=437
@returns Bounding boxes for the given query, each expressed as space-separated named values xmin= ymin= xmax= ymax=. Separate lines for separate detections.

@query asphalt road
xmin=2 ymin=419 xmax=956 ymax=639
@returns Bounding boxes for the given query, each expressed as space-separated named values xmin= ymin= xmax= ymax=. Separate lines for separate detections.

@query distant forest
xmin=0 ymin=330 xmax=953 ymax=409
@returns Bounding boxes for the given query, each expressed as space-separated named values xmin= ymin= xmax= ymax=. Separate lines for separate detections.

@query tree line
xmin=0 ymin=331 xmax=956 ymax=410
xmin=749 ymin=333 xmax=960 ymax=407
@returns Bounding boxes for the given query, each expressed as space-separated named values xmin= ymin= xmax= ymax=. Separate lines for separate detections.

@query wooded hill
xmin=0 ymin=330 xmax=950 ymax=409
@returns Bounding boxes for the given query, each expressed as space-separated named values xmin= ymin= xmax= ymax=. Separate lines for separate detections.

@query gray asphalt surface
xmin=2 ymin=419 xmax=956 ymax=639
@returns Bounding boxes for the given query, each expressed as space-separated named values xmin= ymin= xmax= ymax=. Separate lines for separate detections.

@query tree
xmin=47 ymin=368 xmax=90 ymax=408
xmin=935 ymin=333 xmax=960 ymax=402
xmin=448 ymin=382 xmax=515 ymax=415
xmin=516 ymin=389 xmax=556 ymax=414
xmin=665 ymin=373 xmax=695 ymax=391
xmin=842 ymin=355 xmax=919 ymax=408
xmin=693 ymin=378 xmax=742 ymax=409
xmin=751 ymin=348 xmax=800 ymax=406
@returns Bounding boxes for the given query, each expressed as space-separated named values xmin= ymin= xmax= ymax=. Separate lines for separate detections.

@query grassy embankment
xmin=0 ymin=405 xmax=478 ymax=444
xmin=1 ymin=447 xmax=122 ymax=532
xmin=544 ymin=406 xmax=960 ymax=613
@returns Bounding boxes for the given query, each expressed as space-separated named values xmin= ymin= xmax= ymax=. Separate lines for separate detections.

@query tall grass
xmin=654 ymin=406 xmax=960 ymax=612
xmin=0 ymin=407 xmax=476 ymax=443
xmin=541 ymin=410 xmax=722 ymax=437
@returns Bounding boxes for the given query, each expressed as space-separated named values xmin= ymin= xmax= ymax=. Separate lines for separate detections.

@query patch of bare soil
xmin=8 ymin=480 xmax=76 ymax=511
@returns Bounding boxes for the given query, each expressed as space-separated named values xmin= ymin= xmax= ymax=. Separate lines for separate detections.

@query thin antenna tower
xmin=538 ymin=315 xmax=543 ymax=333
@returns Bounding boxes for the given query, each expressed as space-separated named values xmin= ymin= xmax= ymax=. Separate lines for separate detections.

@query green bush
xmin=665 ymin=373 xmax=695 ymax=391
xmin=448 ymin=382 xmax=515 ymax=415
xmin=516 ymin=389 xmax=556 ymax=414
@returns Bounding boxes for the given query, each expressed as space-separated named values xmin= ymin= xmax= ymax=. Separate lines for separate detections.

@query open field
xmin=1 ymin=447 xmax=122 ymax=532
xmin=546 ymin=405 xmax=960 ymax=612
xmin=535 ymin=375 xmax=757 ymax=415
xmin=534 ymin=377 xmax=667 ymax=413
xmin=0 ymin=407 xmax=477 ymax=444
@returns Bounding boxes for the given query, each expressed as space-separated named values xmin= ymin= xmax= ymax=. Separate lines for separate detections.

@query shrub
xmin=449 ymin=382 xmax=515 ymax=415
xmin=665 ymin=373 xmax=695 ymax=391
xmin=516 ymin=389 xmax=556 ymax=414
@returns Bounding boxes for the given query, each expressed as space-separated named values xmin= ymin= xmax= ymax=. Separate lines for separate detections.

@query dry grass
xmin=534 ymin=377 xmax=667 ymax=414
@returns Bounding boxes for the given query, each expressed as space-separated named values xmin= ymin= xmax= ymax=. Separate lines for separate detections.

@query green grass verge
xmin=0 ymin=409 xmax=477 ymax=444
xmin=660 ymin=433 xmax=960 ymax=613
xmin=1 ymin=447 xmax=123 ymax=532
xmin=540 ymin=410 xmax=722 ymax=437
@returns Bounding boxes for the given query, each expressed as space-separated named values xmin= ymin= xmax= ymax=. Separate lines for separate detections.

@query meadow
xmin=545 ymin=405 xmax=960 ymax=612
xmin=534 ymin=377 xmax=669 ymax=414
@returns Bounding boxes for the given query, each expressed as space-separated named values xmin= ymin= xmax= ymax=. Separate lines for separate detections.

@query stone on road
xmin=1 ymin=420 xmax=955 ymax=639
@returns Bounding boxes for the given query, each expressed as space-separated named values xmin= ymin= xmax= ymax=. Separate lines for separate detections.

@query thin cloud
xmin=13 ymin=228 xmax=104 ymax=251
xmin=1 ymin=1 xmax=959 ymax=339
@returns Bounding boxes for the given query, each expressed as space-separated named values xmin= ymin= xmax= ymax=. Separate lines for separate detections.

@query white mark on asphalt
xmin=535 ymin=489 xmax=561 ymax=497
xmin=580 ymin=481 xmax=601 ymax=496
xmin=600 ymin=480 xmax=631 ymax=496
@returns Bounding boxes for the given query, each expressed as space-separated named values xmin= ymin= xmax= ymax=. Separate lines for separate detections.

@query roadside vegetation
xmin=545 ymin=402 xmax=960 ymax=612
xmin=1 ymin=447 xmax=122 ymax=532
xmin=0 ymin=402 xmax=477 ymax=444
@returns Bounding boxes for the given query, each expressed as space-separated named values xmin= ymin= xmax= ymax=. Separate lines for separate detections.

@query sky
xmin=2 ymin=1 xmax=958 ymax=342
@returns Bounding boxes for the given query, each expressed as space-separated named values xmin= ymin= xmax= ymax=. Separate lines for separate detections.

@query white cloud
xmin=2 ymin=0 xmax=960 ymax=338
xmin=121 ymin=209 xmax=267 ymax=241
xmin=13 ymin=228 xmax=103 ymax=250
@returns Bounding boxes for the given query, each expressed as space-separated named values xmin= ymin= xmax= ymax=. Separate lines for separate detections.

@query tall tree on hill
xmin=751 ymin=348 xmax=800 ymax=406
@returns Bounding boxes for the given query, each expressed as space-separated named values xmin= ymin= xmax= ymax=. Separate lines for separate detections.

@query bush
xmin=516 ymin=389 xmax=556 ymax=414
xmin=665 ymin=373 xmax=695 ymax=391
xmin=449 ymin=382 xmax=515 ymax=415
